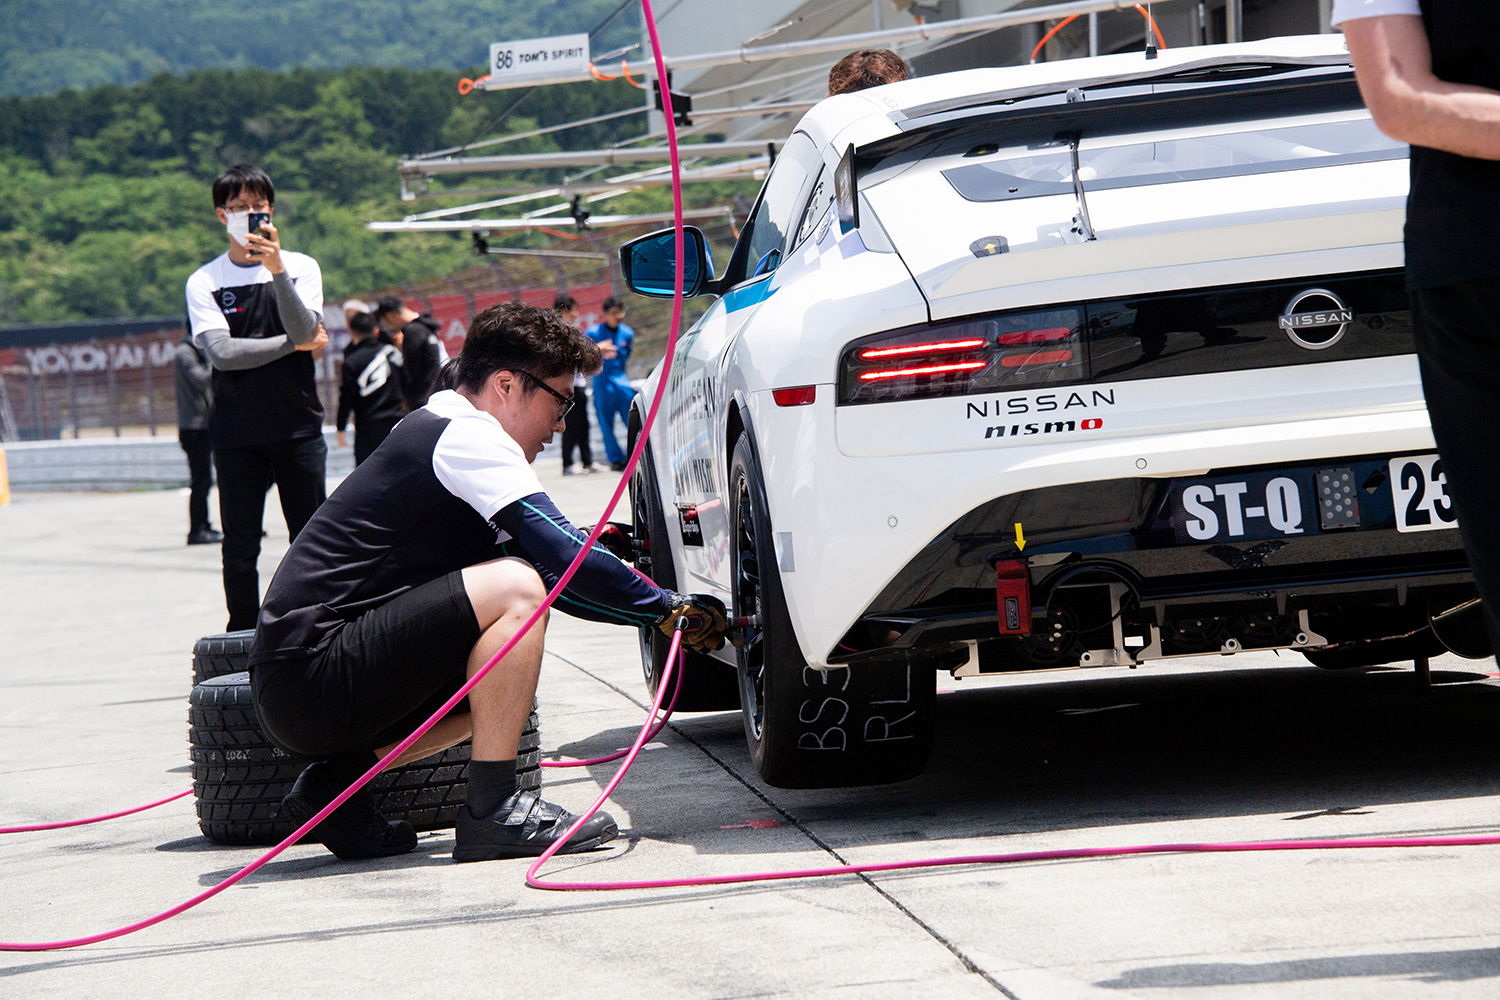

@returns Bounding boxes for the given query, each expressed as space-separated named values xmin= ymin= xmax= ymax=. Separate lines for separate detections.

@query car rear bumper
xmin=757 ymin=383 xmax=1447 ymax=668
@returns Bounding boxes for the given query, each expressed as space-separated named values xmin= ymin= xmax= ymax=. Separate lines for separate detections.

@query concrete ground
xmin=4 ymin=459 xmax=1500 ymax=999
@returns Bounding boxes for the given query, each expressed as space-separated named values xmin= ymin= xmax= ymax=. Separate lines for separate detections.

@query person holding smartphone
xmin=185 ymin=164 xmax=330 ymax=631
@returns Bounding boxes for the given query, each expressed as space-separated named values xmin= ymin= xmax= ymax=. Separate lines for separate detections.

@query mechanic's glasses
xmin=516 ymin=370 xmax=574 ymax=418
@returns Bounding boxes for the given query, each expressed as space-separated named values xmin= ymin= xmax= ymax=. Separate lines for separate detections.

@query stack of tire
xmin=188 ymin=631 xmax=541 ymax=845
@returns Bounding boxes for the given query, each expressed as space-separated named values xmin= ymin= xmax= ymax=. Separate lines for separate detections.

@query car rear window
xmin=941 ymin=117 xmax=1406 ymax=203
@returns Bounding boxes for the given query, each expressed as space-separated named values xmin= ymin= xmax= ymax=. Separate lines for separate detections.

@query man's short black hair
xmin=601 ymin=297 xmax=624 ymax=313
xmin=554 ymin=293 xmax=578 ymax=312
xmin=212 ymin=164 xmax=275 ymax=209
xmin=375 ymin=295 xmax=407 ymax=318
xmin=456 ymin=302 xmax=602 ymax=393
xmin=349 ymin=312 xmax=377 ymax=337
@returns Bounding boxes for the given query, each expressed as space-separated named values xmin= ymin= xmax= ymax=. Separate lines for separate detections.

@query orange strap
xmin=1029 ymin=7 xmax=1166 ymax=65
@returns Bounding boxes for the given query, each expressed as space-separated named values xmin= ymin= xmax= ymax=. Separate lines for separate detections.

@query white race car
xmin=619 ymin=34 xmax=1484 ymax=789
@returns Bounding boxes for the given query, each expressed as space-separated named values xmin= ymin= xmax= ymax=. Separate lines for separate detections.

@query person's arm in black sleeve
xmin=336 ymin=354 xmax=355 ymax=433
xmin=200 ymin=326 xmax=295 ymax=370
xmin=272 ymin=271 xmax=320 ymax=345
xmin=490 ymin=492 xmax=672 ymax=627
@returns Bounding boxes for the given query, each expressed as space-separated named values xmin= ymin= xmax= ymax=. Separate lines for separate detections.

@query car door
xmin=668 ymin=131 xmax=826 ymax=595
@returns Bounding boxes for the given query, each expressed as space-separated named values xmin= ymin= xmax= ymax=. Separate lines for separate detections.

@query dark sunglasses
xmin=515 ymin=369 xmax=574 ymax=418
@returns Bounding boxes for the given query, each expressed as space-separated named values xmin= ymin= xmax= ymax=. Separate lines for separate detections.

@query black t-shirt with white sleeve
xmin=185 ymin=250 xmax=325 ymax=449
xmin=250 ymin=390 xmax=674 ymax=666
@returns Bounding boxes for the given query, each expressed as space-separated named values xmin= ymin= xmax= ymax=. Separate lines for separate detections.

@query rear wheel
xmin=629 ymin=440 xmax=740 ymax=711
xmin=729 ymin=433 xmax=934 ymax=788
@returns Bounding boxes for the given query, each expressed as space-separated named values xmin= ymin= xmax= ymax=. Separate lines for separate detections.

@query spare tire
xmin=188 ymin=672 xmax=541 ymax=845
xmin=192 ymin=631 xmax=255 ymax=686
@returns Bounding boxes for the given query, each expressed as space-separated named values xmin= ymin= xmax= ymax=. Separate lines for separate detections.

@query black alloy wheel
xmin=629 ymin=440 xmax=740 ymax=711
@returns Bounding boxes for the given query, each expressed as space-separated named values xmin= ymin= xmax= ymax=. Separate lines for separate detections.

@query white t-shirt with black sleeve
xmin=185 ymin=250 xmax=325 ymax=449
xmin=250 ymin=390 xmax=673 ymax=666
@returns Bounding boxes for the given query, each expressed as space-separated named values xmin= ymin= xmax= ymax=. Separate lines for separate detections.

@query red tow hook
xmin=994 ymin=560 xmax=1033 ymax=635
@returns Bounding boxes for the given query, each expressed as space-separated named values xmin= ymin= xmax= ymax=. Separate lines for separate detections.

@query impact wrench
xmin=8 ymin=0 xmax=1500 ymax=949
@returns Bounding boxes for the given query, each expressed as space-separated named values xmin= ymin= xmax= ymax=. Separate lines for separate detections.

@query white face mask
xmin=224 ymin=210 xmax=250 ymax=247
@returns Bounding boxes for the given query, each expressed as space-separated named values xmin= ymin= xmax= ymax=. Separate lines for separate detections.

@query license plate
xmin=1389 ymin=454 xmax=1458 ymax=533
xmin=1170 ymin=471 xmax=1313 ymax=545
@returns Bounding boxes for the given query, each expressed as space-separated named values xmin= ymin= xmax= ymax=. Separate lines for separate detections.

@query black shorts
xmin=250 ymin=570 xmax=482 ymax=760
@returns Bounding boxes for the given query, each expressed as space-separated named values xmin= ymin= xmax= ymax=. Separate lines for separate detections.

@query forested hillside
xmin=0 ymin=0 xmax=637 ymax=96
xmin=0 ymin=67 xmax=658 ymax=324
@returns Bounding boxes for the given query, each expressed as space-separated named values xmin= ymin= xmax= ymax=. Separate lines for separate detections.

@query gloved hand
xmin=657 ymin=592 xmax=730 ymax=654
xmin=585 ymin=521 xmax=635 ymax=562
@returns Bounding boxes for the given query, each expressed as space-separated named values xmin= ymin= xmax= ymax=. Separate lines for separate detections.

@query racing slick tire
xmin=630 ymin=441 xmax=741 ymax=711
xmin=192 ymin=630 xmax=256 ymax=685
xmin=188 ymin=671 xmax=541 ymax=845
xmin=728 ymin=433 xmax=935 ymax=788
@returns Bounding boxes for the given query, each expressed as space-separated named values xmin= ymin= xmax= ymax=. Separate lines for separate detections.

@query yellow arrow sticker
xmin=1014 ymin=522 xmax=1025 ymax=551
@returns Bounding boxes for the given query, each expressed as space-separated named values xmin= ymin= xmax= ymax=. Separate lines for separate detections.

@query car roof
xmin=799 ymin=34 xmax=1353 ymax=153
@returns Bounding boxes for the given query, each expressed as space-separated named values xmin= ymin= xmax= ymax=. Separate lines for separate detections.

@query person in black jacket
xmin=249 ymin=302 xmax=729 ymax=863
xmin=336 ymin=311 xmax=406 ymax=465
xmin=172 ymin=329 xmax=221 ymax=545
xmin=554 ymin=293 xmax=597 ymax=475
xmin=1341 ymin=1 xmax=1500 ymax=650
xmin=374 ymin=295 xmax=446 ymax=411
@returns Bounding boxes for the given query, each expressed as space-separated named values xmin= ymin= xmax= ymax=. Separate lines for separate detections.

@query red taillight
xmin=772 ymin=386 xmax=817 ymax=406
xmin=838 ymin=309 xmax=1085 ymax=406
xmin=998 ymin=327 xmax=1070 ymax=345
xmin=858 ymin=361 xmax=987 ymax=382
xmin=859 ymin=337 xmax=986 ymax=359
xmin=1000 ymin=349 xmax=1075 ymax=367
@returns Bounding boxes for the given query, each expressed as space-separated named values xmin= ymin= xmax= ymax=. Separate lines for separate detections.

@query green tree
xmin=71 ymin=102 xmax=177 ymax=175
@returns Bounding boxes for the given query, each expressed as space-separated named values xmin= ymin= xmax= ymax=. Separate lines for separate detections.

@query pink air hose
xmin=6 ymin=0 xmax=1500 ymax=950
xmin=0 ymin=789 xmax=193 ymax=835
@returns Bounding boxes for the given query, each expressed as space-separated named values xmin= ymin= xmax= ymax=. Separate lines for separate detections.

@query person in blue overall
xmin=585 ymin=298 xmax=635 ymax=472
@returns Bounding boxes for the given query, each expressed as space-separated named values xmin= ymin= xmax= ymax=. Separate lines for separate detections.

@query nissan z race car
xmin=619 ymin=34 xmax=1487 ymax=789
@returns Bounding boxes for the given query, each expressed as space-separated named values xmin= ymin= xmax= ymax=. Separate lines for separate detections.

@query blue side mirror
xmin=619 ymin=226 xmax=714 ymax=298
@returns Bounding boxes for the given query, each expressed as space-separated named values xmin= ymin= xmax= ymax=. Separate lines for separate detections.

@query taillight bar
xmin=998 ymin=327 xmax=1070 ymax=345
xmin=999 ymin=349 xmax=1075 ymax=367
xmin=858 ymin=361 xmax=987 ymax=381
xmin=859 ymin=337 xmax=986 ymax=359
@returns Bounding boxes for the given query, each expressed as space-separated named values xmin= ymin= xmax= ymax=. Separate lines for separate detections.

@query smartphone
xmin=244 ymin=212 xmax=271 ymax=256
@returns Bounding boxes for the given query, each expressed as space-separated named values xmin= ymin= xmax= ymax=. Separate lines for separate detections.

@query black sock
xmin=467 ymin=758 xmax=518 ymax=818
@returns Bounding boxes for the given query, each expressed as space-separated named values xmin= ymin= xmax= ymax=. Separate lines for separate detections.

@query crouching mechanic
xmin=246 ymin=302 xmax=729 ymax=862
